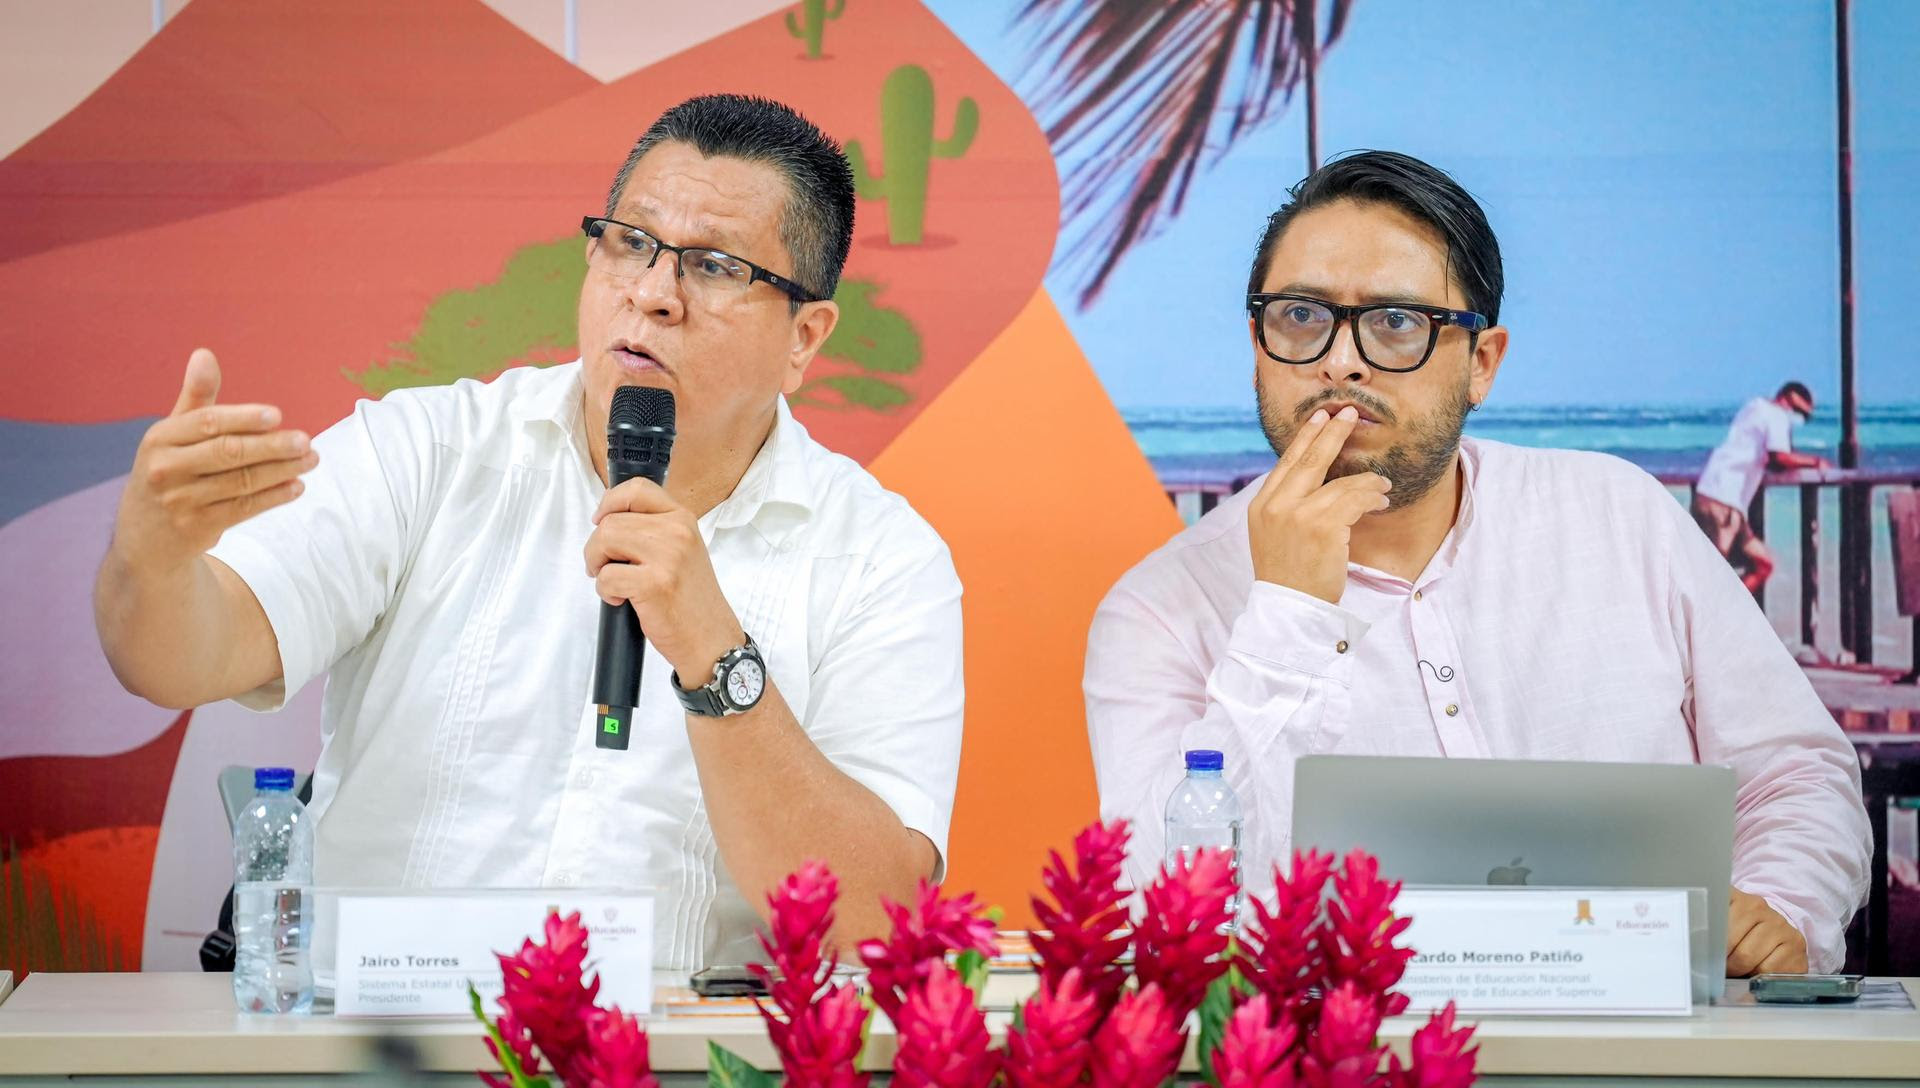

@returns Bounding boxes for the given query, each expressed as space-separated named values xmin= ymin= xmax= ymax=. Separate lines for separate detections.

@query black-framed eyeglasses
xmin=581 ymin=216 xmax=827 ymax=303
xmin=1247 ymin=293 xmax=1489 ymax=374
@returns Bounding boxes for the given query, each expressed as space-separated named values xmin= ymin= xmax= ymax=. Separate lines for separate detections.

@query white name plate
xmin=1395 ymin=888 xmax=1693 ymax=1016
xmin=332 ymin=892 xmax=653 ymax=1018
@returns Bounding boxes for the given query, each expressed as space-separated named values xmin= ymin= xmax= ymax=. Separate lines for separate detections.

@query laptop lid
xmin=1291 ymin=754 xmax=1735 ymax=1001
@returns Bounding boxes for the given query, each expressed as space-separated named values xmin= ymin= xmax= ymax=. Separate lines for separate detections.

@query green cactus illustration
xmin=792 ymin=278 xmax=921 ymax=412
xmin=785 ymin=0 xmax=845 ymax=58
xmin=348 ymin=234 xmax=584 ymax=395
xmin=845 ymin=64 xmax=978 ymax=246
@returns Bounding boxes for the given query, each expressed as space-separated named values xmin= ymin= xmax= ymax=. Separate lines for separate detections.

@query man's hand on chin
xmin=1726 ymin=887 xmax=1809 ymax=977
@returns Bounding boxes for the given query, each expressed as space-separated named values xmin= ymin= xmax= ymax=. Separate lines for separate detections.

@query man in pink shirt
xmin=1084 ymin=151 xmax=1869 ymax=976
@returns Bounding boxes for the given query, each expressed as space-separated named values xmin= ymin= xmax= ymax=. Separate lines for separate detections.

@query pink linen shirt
xmin=1084 ymin=436 xmax=1870 ymax=972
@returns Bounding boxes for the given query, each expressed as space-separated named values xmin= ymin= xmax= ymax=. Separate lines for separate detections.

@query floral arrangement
xmin=468 ymin=910 xmax=658 ymax=1088
xmin=473 ymin=820 xmax=1477 ymax=1088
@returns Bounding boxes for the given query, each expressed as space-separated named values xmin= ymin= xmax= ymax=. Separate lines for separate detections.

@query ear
xmin=781 ymin=300 xmax=839 ymax=396
xmin=1467 ymin=324 xmax=1509 ymax=407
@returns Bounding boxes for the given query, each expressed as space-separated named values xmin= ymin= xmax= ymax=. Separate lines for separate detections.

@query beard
xmin=1256 ymin=376 xmax=1471 ymax=511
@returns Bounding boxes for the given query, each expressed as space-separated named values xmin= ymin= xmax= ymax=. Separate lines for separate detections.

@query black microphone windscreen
xmin=611 ymin=385 xmax=675 ymax=433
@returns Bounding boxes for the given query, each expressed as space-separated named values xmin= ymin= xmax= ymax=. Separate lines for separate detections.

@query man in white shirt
xmin=1084 ymin=151 xmax=1869 ymax=976
xmin=94 ymin=95 xmax=964 ymax=965
xmin=1692 ymin=382 xmax=1829 ymax=592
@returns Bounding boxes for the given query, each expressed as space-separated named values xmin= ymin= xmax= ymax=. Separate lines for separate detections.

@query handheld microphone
xmin=592 ymin=385 xmax=676 ymax=750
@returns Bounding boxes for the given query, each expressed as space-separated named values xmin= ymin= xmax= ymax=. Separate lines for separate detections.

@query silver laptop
xmin=1292 ymin=755 xmax=1735 ymax=1001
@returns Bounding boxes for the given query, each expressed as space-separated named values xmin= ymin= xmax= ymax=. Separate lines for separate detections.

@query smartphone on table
xmin=1749 ymin=973 xmax=1865 ymax=1003
xmin=689 ymin=965 xmax=770 ymax=999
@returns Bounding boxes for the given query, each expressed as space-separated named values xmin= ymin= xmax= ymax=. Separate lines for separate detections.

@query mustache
xmin=1295 ymin=388 xmax=1397 ymax=425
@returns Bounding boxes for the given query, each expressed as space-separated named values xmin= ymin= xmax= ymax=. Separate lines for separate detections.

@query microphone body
xmin=592 ymin=386 xmax=676 ymax=750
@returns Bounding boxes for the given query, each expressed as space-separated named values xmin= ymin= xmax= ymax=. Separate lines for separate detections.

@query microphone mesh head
xmin=610 ymin=385 xmax=675 ymax=432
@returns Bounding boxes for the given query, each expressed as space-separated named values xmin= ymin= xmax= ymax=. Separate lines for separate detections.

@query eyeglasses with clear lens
xmin=581 ymin=216 xmax=825 ymax=303
xmin=1247 ymin=293 xmax=1488 ymax=373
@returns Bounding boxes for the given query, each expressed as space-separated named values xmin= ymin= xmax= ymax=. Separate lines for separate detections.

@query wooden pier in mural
xmin=1157 ymin=460 xmax=1920 ymax=730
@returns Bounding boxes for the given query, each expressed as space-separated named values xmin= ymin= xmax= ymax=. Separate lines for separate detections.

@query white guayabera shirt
xmin=209 ymin=361 xmax=964 ymax=969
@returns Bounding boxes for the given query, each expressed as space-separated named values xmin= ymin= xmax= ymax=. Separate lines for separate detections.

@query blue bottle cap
xmin=1184 ymin=749 xmax=1224 ymax=772
xmin=255 ymin=767 xmax=296 ymax=791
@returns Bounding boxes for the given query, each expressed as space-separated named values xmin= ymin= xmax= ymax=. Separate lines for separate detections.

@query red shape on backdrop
xmin=0 ymin=2 xmax=1059 ymax=467
xmin=0 ymin=0 xmax=595 ymax=263
xmin=0 ymin=709 xmax=190 ymax=851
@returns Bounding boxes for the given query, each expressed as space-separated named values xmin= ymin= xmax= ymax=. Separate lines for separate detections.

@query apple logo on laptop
xmin=1487 ymin=857 xmax=1531 ymax=886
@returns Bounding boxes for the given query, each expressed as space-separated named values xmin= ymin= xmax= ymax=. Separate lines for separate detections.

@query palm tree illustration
xmin=1017 ymin=0 xmax=1356 ymax=308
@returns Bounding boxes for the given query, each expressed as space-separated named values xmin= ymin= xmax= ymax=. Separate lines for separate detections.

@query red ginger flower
xmin=1214 ymin=993 xmax=1301 ymax=1088
xmin=575 ymin=1005 xmax=662 ymax=1088
xmin=764 ymin=985 xmax=871 ymax=1088
xmin=1133 ymin=846 xmax=1236 ymax=1020
xmin=495 ymin=910 xmax=600 ymax=1084
xmin=1240 ymin=850 xmax=1335 ymax=1019
xmin=1005 ymin=967 xmax=1100 ymax=1088
xmin=1320 ymin=851 xmax=1414 ymax=1018
xmin=1031 ymin=819 xmax=1132 ymax=1020
xmin=893 ymin=963 xmax=998 ymax=1088
xmin=1090 ymin=984 xmax=1184 ymax=1088
xmin=754 ymin=863 xmax=871 ymax=1088
xmin=481 ymin=1006 xmax=541 ymax=1087
xmin=1299 ymin=981 xmax=1388 ymax=1088
xmin=756 ymin=861 xmax=840 ymax=1016
xmin=857 ymin=880 xmax=998 ymax=1021
xmin=1387 ymin=1004 xmax=1477 ymax=1088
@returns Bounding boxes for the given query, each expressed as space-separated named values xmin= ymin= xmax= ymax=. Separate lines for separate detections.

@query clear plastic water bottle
xmin=1165 ymin=749 xmax=1243 ymax=929
xmin=232 ymin=766 xmax=314 ymax=1014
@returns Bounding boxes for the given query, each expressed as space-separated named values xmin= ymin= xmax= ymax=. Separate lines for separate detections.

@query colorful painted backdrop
xmin=3 ymin=0 xmax=1915 ymax=975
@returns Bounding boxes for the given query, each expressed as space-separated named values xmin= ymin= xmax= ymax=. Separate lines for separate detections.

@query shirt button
xmin=575 ymin=769 xmax=595 ymax=789
xmin=1414 ymin=590 xmax=1424 ymax=601
xmin=1445 ymin=703 xmax=1460 ymax=717
xmin=1335 ymin=640 xmax=1349 ymax=654
xmin=554 ymin=873 xmax=577 ymax=886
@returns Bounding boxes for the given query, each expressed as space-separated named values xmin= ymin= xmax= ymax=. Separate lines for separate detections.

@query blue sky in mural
xmin=926 ymin=0 xmax=1920 ymax=411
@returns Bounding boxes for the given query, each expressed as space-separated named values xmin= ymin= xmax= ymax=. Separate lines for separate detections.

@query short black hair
xmin=1246 ymin=150 xmax=1504 ymax=325
xmin=606 ymin=94 xmax=855 ymax=303
xmin=1777 ymin=381 xmax=1814 ymax=405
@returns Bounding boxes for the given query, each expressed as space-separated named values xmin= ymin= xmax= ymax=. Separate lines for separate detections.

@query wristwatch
xmin=673 ymin=636 xmax=767 ymax=718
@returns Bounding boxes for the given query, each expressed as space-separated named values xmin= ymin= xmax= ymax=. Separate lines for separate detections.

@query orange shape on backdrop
xmin=868 ymin=288 xmax=1182 ymax=926
xmin=2 ymin=827 xmax=158 ymax=974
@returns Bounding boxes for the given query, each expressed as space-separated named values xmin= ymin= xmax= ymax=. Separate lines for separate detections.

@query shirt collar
xmin=509 ymin=359 xmax=587 ymax=432
xmin=1424 ymin=437 xmax=1482 ymax=581
xmin=1346 ymin=437 xmax=1481 ymax=590
xmin=508 ymin=360 xmax=813 ymax=532
xmin=706 ymin=395 xmax=815 ymax=533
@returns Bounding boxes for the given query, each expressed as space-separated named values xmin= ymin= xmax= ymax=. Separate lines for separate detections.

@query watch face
xmin=725 ymin=656 xmax=765 ymax=709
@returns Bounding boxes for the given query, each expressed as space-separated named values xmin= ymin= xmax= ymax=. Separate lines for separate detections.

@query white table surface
xmin=0 ymin=972 xmax=1917 ymax=1080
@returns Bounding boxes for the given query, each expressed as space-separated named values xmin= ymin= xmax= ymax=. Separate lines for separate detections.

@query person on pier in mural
xmin=1692 ymin=382 xmax=1831 ymax=593
xmin=1084 ymin=150 xmax=1871 ymax=977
